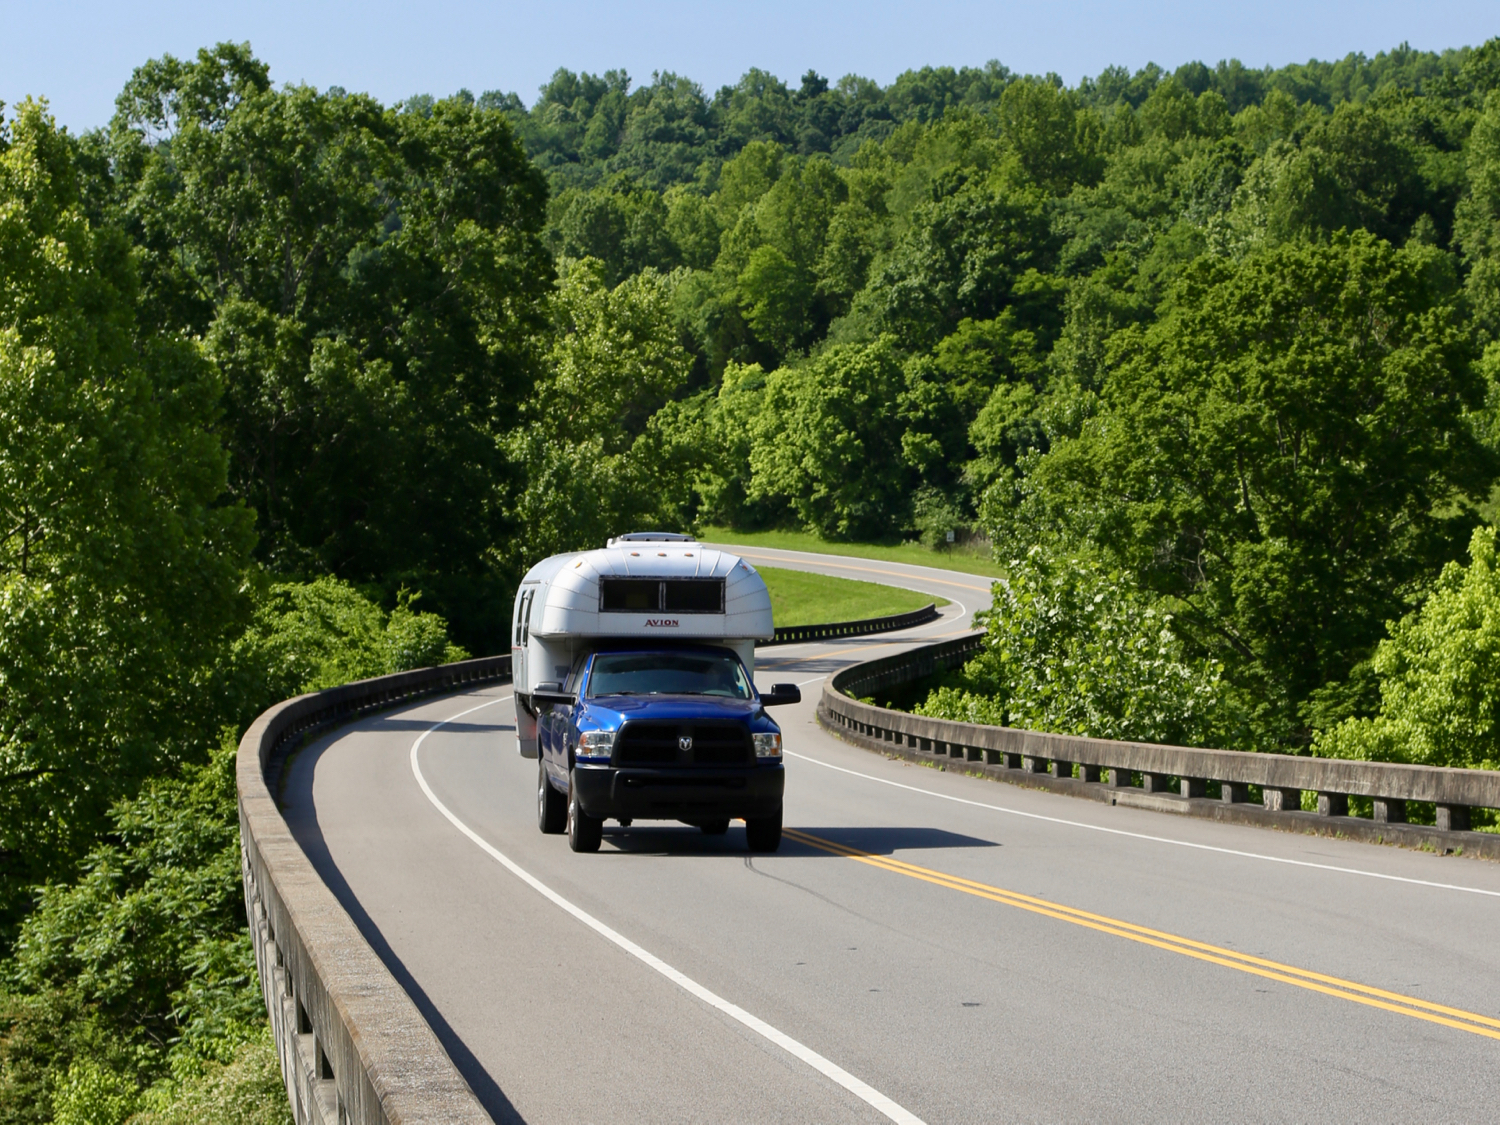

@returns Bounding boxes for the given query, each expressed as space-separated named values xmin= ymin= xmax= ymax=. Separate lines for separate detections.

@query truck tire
xmin=699 ymin=819 xmax=730 ymax=836
xmin=567 ymin=770 xmax=603 ymax=853
xmin=745 ymin=805 xmax=782 ymax=853
xmin=538 ymin=759 xmax=566 ymax=834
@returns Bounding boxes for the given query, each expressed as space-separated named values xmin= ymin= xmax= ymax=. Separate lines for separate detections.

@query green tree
xmin=869 ymin=177 xmax=1053 ymax=349
xmin=1026 ymin=232 xmax=1493 ymax=740
xmin=746 ymin=339 xmax=910 ymax=538
xmin=1316 ymin=525 xmax=1500 ymax=768
xmin=232 ymin=578 xmax=466 ymax=701
xmin=95 ymin=45 xmax=552 ymax=650
xmin=548 ymin=181 xmax=677 ymax=284
xmin=996 ymin=79 xmax=1103 ymax=193
xmin=737 ymin=244 xmax=814 ymax=354
xmin=689 ymin=363 xmax=786 ymax=529
xmin=1456 ymin=91 xmax=1500 ymax=341
xmin=731 ymin=156 xmax=847 ymax=355
xmin=2 ymin=575 xmax=460 ymax=1121
xmin=663 ymin=186 xmax=721 ymax=270
xmin=915 ymin=543 xmax=1237 ymax=747
xmin=507 ymin=261 xmax=697 ymax=561
xmin=0 ymin=100 xmax=255 ymax=929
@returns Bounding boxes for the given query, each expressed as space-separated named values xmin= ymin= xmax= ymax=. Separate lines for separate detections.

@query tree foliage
xmin=745 ymin=340 xmax=910 ymax=539
xmin=915 ymin=544 xmax=1237 ymax=746
xmin=506 ymin=259 xmax=698 ymax=558
xmin=92 ymin=44 xmax=553 ymax=650
xmin=1316 ymin=526 xmax=1500 ymax=769
xmin=1016 ymin=233 xmax=1490 ymax=739
xmin=1 ymin=577 xmax=456 ymax=1121
xmin=0 ymin=100 xmax=255 ymax=927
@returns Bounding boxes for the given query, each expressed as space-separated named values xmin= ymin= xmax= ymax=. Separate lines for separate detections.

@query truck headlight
xmin=577 ymin=730 xmax=615 ymax=759
xmin=753 ymin=732 xmax=782 ymax=758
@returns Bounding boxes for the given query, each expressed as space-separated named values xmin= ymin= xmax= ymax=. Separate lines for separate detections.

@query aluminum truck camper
xmin=512 ymin=532 xmax=800 ymax=853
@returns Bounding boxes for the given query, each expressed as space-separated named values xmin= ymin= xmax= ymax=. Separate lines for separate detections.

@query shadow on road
xmin=600 ymin=823 xmax=996 ymax=857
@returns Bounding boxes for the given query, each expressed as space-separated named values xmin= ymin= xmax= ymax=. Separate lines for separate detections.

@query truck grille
xmin=614 ymin=721 xmax=752 ymax=767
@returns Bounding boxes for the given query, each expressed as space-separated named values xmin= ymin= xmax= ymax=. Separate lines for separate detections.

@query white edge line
xmin=784 ymin=751 xmax=1500 ymax=899
xmin=409 ymin=694 xmax=927 ymax=1125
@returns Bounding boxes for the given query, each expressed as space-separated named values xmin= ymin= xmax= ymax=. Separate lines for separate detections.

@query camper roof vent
xmin=606 ymin=531 xmax=696 ymax=547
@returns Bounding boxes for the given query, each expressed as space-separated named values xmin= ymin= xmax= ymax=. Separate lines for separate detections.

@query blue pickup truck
xmin=512 ymin=534 xmax=799 ymax=853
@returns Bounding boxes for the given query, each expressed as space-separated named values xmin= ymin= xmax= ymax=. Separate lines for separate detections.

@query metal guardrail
xmin=820 ymin=633 xmax=1500 ymax=858
xmin=238 ymin=655 xmax=511 ymax=1125
xmin=761 ymin=602 xmax=941 ymax=646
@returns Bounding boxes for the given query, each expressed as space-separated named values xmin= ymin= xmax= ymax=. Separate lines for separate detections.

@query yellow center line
xmin=782 ymin=828 xmax=1500 ymax=1042
xmin=732 ymin=551 xmax=993 ymax=593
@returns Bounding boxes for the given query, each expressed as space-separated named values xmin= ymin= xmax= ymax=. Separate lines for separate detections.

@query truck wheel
xmin=567 ymin=771 xmax=603 ymax=853
xmin=538 ymin=759 xmax=565 ymax=834
xmin=745 ymin=806 xmax=782 ymax=853
xmin=699 ymin=819 xmax=730 ymax=836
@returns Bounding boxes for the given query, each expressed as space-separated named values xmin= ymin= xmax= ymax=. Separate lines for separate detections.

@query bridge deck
xmin=281 ymin=548 xmax=1500 ymax=1123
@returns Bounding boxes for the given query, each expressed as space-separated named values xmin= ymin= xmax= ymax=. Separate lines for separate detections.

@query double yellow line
xmin=783 ymin=828 xmax=1500 ymax=1042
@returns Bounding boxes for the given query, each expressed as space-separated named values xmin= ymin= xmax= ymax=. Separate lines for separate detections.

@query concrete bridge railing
xmin=821 ymin=633 xmax=1500 ymax=859
xmin=761 ymin=602 xmax=941 ymax=646
xmin=238 ymin=655 xmax=510 ymax=1125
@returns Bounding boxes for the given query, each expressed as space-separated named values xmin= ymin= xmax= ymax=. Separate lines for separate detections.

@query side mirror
xmin=761 ymin=683 xmax=801 ymax=707
xmin=531 ymin=682 xmax=576 ymax=705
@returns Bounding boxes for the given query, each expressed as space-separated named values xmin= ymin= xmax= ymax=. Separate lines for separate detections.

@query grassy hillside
xmin=759 ymin=564 xmax=949 ymax=627
xmin=707 ymin=527 xmax=1006 ymax=579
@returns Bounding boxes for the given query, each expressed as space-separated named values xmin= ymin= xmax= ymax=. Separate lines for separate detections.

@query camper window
xmin=600 ymin=578 xmax=725 ymax=614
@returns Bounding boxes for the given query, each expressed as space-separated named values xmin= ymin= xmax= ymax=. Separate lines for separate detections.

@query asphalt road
xmin=283 ymin=545 xmax=1500 ymax=1123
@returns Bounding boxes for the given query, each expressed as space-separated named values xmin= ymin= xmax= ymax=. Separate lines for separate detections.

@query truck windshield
xmin=587 ymin=652 xmax=752 ymax=699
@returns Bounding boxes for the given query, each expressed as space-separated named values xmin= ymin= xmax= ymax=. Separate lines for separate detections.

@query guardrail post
xmin=1078 ymin=764 xmax=1101 ymax=783
xmin=1050 ymin=759 xmax=1073 ymax=779
xmin=1436 ymin=804 xmax=1471 ymax=832
xmin=1022 ymin=755 xmax=1047 ymax=774
xmin=1180 ymin=778 xmax=1207 ymax=799
xmin=1373 ymin=798 xmax=1406 ymax=823
xmin=1220 ymin=782 xmax=1249 ymax=803
xmin=1107 ymin=767 xmax=1133 ymax=788
xmin=1141 ymin=772 xmax=1171 ymax=794
xmin=1317 ymin=792 xmax=1348 ymax=817
xmin=1264 ymin=786 xmax=1301 ymax=812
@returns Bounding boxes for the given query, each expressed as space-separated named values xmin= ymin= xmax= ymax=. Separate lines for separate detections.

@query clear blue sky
xmin=5 ymin=1 xmax=1497 ymax=133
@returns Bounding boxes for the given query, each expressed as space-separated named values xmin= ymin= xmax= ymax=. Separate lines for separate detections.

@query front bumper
xmin=572 ymin=763 xmax=784 ymax=820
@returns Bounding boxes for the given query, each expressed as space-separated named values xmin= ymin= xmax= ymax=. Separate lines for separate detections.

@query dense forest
xmin=3 ymin=34 xmax=1500 ymax=1121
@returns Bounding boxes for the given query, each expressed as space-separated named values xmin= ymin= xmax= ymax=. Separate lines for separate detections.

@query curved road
xmin=283 ymin=546 xmax=1500 ymax=1123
